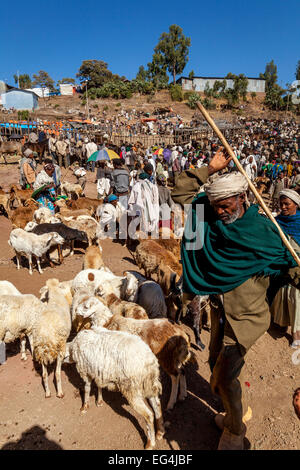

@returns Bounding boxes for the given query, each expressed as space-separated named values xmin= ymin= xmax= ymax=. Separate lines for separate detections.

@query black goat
xmin=30 ymin=223 xmax=88 ymax=263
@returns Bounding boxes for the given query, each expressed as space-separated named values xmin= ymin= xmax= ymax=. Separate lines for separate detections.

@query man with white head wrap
xmin=172 ymin=151 xmax=300 ymax=450
xmin=20 ymin=148 xmax=37 ymax=189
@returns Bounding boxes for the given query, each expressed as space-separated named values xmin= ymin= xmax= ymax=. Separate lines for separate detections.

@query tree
xmin=146 ymin=53 xmax=169 ymax=89
xmin=32 ymin=70 xmax=55 ymax=98
xmin=189 ymin=70 xmax=195 ymax=79
xmin=169 ymin=84 xmax=183 ymax=101
xmin=233 ymin=74 xmax=248 ymax=101
xmin=76 ymin=60 xmax=119 ymax=88
xmin=13 ymin=74 xmax=32 ymax=89
xmin=285 ymin=83 xmax=297 ymax=112
xmin=260 ymin=60 xmax=285 ymax=110
xmin=154 ymin=24 xmax=191 ymax=84
xmin=296 ymin=61 xmax=300 ymax=81
xmin=259 ymin=60 xmax=278 ymax=92
xmin=136 ymin=66 xmax=148 ymax=82
xmin=57 ymin=77 xmax=75 ymax=86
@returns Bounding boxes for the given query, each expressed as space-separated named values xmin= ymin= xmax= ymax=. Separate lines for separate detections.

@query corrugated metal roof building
xmin=1 ymin=88 xmax=39 ymax=110
xmin=177 ymin=76 xmax=265 ymax=93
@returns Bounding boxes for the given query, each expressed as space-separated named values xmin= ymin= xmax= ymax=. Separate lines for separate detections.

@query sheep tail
xmin=34 ymin=339 xmax=65 ymax=365
xmin=142 ymin=366 xmax=162 ymax=398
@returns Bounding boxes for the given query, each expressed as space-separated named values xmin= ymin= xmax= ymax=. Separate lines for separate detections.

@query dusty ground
xmin=0 ymin=163 xmax=299 ymax=451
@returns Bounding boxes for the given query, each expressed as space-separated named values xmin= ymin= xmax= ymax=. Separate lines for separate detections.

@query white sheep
xmin=61 ymin=181 xmax=83 ymax=199
xmin=0 ymin=293 xmax=43 ymax=360
xmin=64 ymin=326 xmax=165 ymax=449
xmin=71 ymin=268 xmax=138 ymax=302
xmin=33 ymin=207 xmax=53 ymax=224
xmin=32 ymin=278 xmax=72 ymax=398
xmin=8 ymin=228 xmax=65 ymax=274
xmin=71 ymin=268 xmax=115 ymax=292
xmin=72 ymin=292 xmax=113 ymax=331
xmin=0 ymin=281 xmax=22 ymax=296
xmin=40 ymin=279 xmax=73 ymax=306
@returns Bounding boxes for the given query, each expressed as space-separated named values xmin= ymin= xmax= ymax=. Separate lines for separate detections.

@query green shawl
xmin=181 ymin=193 xmax=297 ymax=295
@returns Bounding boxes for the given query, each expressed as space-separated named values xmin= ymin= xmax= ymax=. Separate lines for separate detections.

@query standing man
xmin=20 ymin=148 xmax=37 ymax=189
xmin=55 ymin=136 xmax=68 ymax=169
xmin=271 ymin=171 xmax=285 ymax=212
xmin=48 ymin=134 xmax=57 ymax=164
xmin=171 ymin=149 xmax=299 ymax=450
xmin=85 ymin=138 xmax=98 ymax=172
xmin=110 ymin=159 xmax=130 ymax=241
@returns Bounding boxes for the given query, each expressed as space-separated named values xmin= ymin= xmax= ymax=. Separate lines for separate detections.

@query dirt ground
xmin=0 ymin=163 xmax=299 ymax=451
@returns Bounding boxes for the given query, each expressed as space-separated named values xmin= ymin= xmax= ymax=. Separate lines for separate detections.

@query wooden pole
xmin=196 ymin=101 xmax=300 ymax=268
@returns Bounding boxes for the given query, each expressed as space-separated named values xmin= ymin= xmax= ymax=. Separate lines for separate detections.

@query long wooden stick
xmin=196 ymin=101 xmax=300 ymax=268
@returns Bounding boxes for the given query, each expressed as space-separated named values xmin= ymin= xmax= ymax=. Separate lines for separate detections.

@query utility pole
xmin=17 ymin=71 xmax=20 ymax=89
xmin=85 ymin=82 xmax=90 ymax=121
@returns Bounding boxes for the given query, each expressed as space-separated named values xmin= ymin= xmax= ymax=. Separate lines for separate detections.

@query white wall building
xmin=177 ymin=76 xmax=265 ymax=93
xmin=59 ymin=84 xmax=75 ymax=96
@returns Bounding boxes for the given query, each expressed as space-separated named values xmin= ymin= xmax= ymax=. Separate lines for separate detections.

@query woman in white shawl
xmin=128 ymin=164 xmax=159 ymax=235
xmin=33 ymin=163 xmax=56 ymax=214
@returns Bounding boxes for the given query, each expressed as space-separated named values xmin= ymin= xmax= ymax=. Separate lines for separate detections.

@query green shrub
xmin=17 ymin=110 xmax=30 ymax=120
xmin=202 ymin=97 xmax=216 ymax=110
xmin=187 ymin=92 xmax=201 ymax=109
xmin=116 ymin=103 xmax=121 ymax=107
xmin=54 ymin=104 xmax=60 ymax=109
xmin=169 ymin=84 xmax=183 ymax=102
xmin=103 ymin=105 xmax=108 ymax=111
xmin=183 ymin=91 xmax=194 ymax=100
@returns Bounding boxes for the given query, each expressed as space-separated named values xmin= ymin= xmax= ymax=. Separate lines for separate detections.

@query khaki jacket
xmin=23 ymin=161 xmax=36 ymax=184
xmin=171 ymin=167 xmax=209 ymax=207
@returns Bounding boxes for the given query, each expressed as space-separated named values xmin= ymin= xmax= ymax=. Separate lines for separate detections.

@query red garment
xmin=159 ymin=219 xmax=173 ymax=230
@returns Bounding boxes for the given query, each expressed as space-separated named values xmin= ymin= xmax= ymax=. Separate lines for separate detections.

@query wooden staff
xmin=196 ymin=101 xmax=300 ymax=268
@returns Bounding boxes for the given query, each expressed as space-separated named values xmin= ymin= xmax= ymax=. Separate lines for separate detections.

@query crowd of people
xmin=14 ymin=115 xmax=300 ymax=450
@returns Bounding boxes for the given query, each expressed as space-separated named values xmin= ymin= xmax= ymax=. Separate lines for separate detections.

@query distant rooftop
xmin=177 ymin=76 xmax=265 ymax=81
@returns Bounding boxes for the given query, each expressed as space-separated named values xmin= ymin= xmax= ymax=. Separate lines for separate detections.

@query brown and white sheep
xmin=83 ymin=244 xmax=104 ymax=270
xmin=105 ymin=314 xmax=195 ymax=410
xmin=32 ymin=278 xmax=72 ymax=398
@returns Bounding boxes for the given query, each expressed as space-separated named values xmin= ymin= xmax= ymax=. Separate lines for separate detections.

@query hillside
xmin=1 ymin=90 xmax=299 ymax=125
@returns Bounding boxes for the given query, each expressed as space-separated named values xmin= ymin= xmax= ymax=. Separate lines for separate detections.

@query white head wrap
xmin=279 ymin=189 xmax=300 ymax=208
xmin=23 ymin=148 xmax=33 ymax=157
xmin=204 ymin=172 xmax=249 ymax=203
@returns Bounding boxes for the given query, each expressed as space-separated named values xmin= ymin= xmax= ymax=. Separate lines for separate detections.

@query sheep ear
xmin=170 ymin=272 xmax=177 ymax=290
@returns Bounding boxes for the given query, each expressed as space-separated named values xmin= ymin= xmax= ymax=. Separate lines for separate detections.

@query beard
xmin=221 ymin=206 xmax=242 ymax=225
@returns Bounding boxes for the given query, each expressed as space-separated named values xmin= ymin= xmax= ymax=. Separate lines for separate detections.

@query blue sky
xmin=1 ymin=0 xmax=299 ymax=88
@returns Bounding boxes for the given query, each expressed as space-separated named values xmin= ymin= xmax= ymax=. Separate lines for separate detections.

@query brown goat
xmin=134 ymin=239 xmax=182 ymax=279
xmin=83 ymin=245 xmax=105 ymax=270
xmin=7 ymin=199 xmax=39 ymax=229
xmin=67 ymin=197 xmax=103 ymax=216
xmin=8 ymin=185 xmax=32 ymax=209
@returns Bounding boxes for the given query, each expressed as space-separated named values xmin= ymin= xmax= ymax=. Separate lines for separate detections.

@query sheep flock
xmin=0 ymin=184 xmax=210 ymax=450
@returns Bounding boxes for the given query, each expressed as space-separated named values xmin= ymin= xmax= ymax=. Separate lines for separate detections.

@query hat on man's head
xmin=23 ymin=148 xmax=33 ymax=157
xmin=107 ymin=194 xmax=118 ymax=203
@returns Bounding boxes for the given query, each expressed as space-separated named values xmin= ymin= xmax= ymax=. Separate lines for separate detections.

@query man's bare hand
xmin=207 ymin=147 xmax=232 ymax=176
